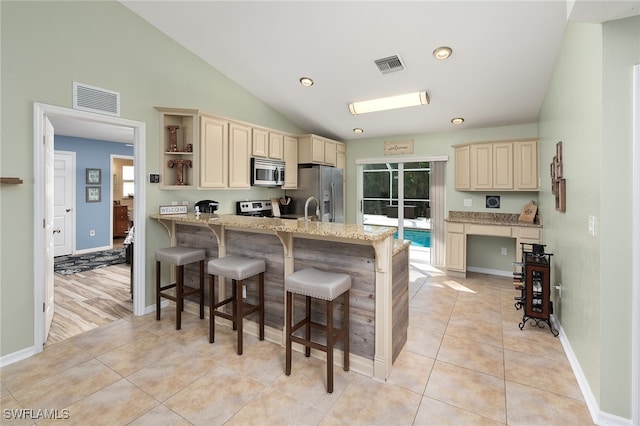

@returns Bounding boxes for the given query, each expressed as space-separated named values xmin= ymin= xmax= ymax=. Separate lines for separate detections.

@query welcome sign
xmin=384 ymin=140 xmax=414 ymax=156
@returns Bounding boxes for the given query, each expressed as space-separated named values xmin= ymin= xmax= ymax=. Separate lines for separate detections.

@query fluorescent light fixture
xmin=348 ymin=91 xmax=429 ymax=115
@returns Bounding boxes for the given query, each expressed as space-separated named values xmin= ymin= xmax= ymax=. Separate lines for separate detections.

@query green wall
xmin=0 ymin=1 xmax=303 ymax=356
xmin=538 ymin=17 xmax=639 ymax=419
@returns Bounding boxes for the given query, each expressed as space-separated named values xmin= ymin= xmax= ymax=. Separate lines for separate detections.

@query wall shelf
xmin=0 ymin=177 xmax=24 ymax=184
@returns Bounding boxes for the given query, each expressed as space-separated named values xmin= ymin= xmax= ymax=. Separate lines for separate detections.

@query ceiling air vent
xmin=73 ymin=82 xmax=120 ymax=116
xmin=374 ymin=55 xmax=405 ymax=75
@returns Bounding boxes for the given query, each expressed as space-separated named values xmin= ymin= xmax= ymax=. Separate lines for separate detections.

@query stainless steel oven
xmin=251 ymin=158 xmax=285 ymax=187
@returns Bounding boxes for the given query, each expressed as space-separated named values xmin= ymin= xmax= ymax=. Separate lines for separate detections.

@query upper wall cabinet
xmin=298 ymin=134 xmax=345 ymax=167
xmin=454 ymin=139 xmax=538 ymax=192
xmin=199 ymin=114 xmax=229 ymax=189
xmin=252 ymin=128 xmax=284 ymax=160
xmin=282 ymin=135 xmax=298 ymax=189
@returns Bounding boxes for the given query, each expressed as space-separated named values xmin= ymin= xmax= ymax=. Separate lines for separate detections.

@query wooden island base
xmin=151 ymin=213 xmax=410 ymax=380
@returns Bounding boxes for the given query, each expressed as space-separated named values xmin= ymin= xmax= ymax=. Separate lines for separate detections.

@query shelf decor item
xmin=86 ymin=168 xmax=101 ymax=184
xmin=550 ymin=142 xmax=565 ymax=212
xmin=167 ymin=124 xmax=180 ymax=152
xmin=86 ymin=186 xmax=101 ymax=202
xmin=168 ymin=159 xmax=192 ymax=185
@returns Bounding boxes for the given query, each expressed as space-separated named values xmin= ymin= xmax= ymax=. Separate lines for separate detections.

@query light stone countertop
xmin=445 ymin=210 xmax=542 ymax=228
xmin=150 ymin=213 xmax=398 ymax=242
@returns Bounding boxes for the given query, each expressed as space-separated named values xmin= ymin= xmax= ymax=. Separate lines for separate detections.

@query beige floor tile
xmin=96 ymin=332 xmax=185 ymax=377
xmin=0 ymin=341 xmax=92 ymax=393
xmin=0 ymin=392 xmax=35 ymax=426
xmin=502 ymin=322 xmax=565 ymax=361
xmin=11 ymin=359 xmax=120 ymax=411
xmin=226 ymin=388 xmax=325 ymax=425
xmin=424 ymin=361 xmax=506 ymax=423
xmin=437 ymin=334 xmax=504 ymax=378
xmin=66 ymin=320 xmax=152 ymax=357
xmin=164 ymin=364 xmax=265 ymax=425
xmin=349 ymin=384 xmax=422 ymax=425
xmin=327 ymin=373 xmax=384 ymax=422
xmin=218 ymin=339 xmax=286 ymax=386
xmin=38 ymin=379 xmax=159 ymax=426
xmin=445 ymin=314 xmax=503 ymax=347
xmin=409 ymin=306 xmax=449 ymax=334
xmin=386 ymin=350 xmax=434 ymax=394
xmin=128 ymin=404 xmax=192 ymax=426
xmin=269 ymin=352 xmax=352 ymax=413
xmin=506 ymin=381 xmax=594 ymax=425
xmin=126 ymin=349 xmax=214 ymax=401
xmin=404 ymin=326 xmax=443 ymax=358
xmin=504 ymin=348 xmax=583 ymax=400
xmin=414 ymin=396 xmax=506 ymax=425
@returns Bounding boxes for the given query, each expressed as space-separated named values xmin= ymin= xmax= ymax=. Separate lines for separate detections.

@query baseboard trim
xmin=551 ymin=316 xmax=632 ymax=426
xmin=466 ymin=266 xmax=512 ymax=277
xmin=0 ymin=345 xmax=38 ymax=368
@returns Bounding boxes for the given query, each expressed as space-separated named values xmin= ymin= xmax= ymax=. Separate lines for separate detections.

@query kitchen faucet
xmin=304 ymin=197 xmax=320 ymax=222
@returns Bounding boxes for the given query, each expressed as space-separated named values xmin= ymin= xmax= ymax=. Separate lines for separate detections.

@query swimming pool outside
xmin=394 ymin=228 xmax=431 ymax=248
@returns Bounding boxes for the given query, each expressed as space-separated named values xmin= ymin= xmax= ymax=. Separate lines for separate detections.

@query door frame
xmin=33 ymin=103 xmax=146 ymax=352
xmin=632 ymin=64 xmax=639 ymax=426
xmin=110 ymin=154 xmax=134 ymax=242
xmin=53 ymin=150 xmax=76 ymax=257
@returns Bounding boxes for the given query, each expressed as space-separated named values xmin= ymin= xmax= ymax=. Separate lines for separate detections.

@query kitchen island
xmin=150 ymin=213 xmax=410 ymax=381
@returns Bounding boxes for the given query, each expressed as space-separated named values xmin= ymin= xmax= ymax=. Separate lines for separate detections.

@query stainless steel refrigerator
xmin=288 ymin=165 xmax=344 ymax=223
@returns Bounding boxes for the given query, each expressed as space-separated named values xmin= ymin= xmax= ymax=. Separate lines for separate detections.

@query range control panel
xmin=236 ymin=200 xmax=273 ymax=215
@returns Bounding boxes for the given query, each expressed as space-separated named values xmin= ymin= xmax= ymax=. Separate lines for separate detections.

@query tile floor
xmin=0 ymin=265 xmax=594 ymax=425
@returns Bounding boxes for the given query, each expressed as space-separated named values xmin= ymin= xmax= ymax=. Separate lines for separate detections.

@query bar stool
xmin=285 ymin=267 xmax=351 ymax=393
xmin=155 ymin=246 xmax=206 ymax=330
xmin=207 ymin=255 xmax=265 ymax=355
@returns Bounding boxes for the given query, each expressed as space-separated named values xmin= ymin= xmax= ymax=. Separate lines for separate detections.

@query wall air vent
xmin=73 ymin=82 xmax=120 ymax=116
xmin=374 ymin=55 xmax=405 ymax=75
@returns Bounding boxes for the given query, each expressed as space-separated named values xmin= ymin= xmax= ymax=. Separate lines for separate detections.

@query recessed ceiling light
xmin=451 ymin=117 xmax=464 ymax=125
xmin=353 ymin=128 xmax=364 ymax=134
xmin=433 ymin=46 xmax=452 ymax=60
xmin=299 ymin=77 xmax=314 ymax=87
xmin=348 ymin=91 xmax=429 ymax=115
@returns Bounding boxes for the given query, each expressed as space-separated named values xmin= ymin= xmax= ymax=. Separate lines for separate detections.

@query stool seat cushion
xmin=285 ymin=268 xmax=351 ymax=301
xmin=155 ymin=246 xmax=206 ymax=266
xmin=208 ymin=256 xmax=266 ymax=281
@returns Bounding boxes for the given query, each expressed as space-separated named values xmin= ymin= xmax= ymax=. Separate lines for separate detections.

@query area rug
xmin=54 ymin=248 xmax=127 ymax=275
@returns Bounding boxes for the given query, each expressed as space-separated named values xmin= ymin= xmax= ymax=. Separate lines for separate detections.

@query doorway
xmin=355 ymin=155 xmax=447 ymax=267
xmin=33 ymin=103 xmax=146 ymax=353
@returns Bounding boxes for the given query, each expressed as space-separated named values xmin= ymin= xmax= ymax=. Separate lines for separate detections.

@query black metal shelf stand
xmin=517 ymin=243 xmax=558 ymax=337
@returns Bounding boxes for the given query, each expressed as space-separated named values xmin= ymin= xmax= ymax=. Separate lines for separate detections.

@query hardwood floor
xmin=46 ymin=263 xmax=133 ymax=345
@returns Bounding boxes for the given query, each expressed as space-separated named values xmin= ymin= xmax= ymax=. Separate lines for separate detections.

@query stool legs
xmin=156 ymin=259 xmax=205 ymax=331
xmin=209 ymin=272 xmax=265 ymax=355
xmin=285 ymin=290 xmax=350 ymax=393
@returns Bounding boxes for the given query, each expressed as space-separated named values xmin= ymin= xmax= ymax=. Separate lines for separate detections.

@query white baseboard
xmin=0 ymin=345 xmax=38 ymax=368
xmin=466 ymin=266 xmax=512 ymax=277
xmin=551 ymin=316 xmax=632 ymax=426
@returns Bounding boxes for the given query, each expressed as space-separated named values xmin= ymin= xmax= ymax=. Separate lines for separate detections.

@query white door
xmin=45 ymin=117 xmax=55 ymax=341
xmin=53 ymin=151 xmax=74 ymax=257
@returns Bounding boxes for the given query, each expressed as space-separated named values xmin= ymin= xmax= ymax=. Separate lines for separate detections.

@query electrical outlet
xmin=500 ymin=247 xmax=508 ymax=256
xmin=89 ymin=229 xmax=95 ymax=236
xmin=463 ymin=199 xmax=472 ymax=207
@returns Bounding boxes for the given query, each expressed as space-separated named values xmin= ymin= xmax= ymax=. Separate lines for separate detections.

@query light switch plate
xmin=464 ymin=199 xmax=472 ymax=207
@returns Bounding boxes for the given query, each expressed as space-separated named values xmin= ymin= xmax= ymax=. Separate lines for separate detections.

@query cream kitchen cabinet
xmin=283 ymin=135 xmax=298 ymax=189
xmin=454 ymin=146 xmax=470 ymax=190
xmin=445 ymin=220 xmax=542 ymax=278
xmin=228 ymin=122 xmax=251 ymax=188
xmin=455 ymin=139 xmax=538 ymax=191
xmin=252 ymin=128 xmax=284 ymax=160
xmin=336 ymin=143 xmax=346 ymax=171
xmin=298 ymin=134 xmax=344 ymax=167
xmin=514 ymin=140 xmax=538 ymax=190
xmin=199 ymin=114 xmax=228 ymax=188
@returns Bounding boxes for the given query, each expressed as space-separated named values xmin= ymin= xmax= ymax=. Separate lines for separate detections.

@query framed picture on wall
xmin=86 ymin=168 xmax=101 ymax=184
xmin=86 ymin=186 xmax=101 ymax=203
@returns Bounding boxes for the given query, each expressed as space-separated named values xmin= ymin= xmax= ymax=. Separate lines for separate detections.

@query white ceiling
xmin=54 ymin=1 xmax=639 ymax=143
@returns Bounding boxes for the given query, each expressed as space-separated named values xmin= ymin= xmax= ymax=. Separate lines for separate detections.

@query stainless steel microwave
xmin=251 ymin=158 xmax=285 ymax=187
